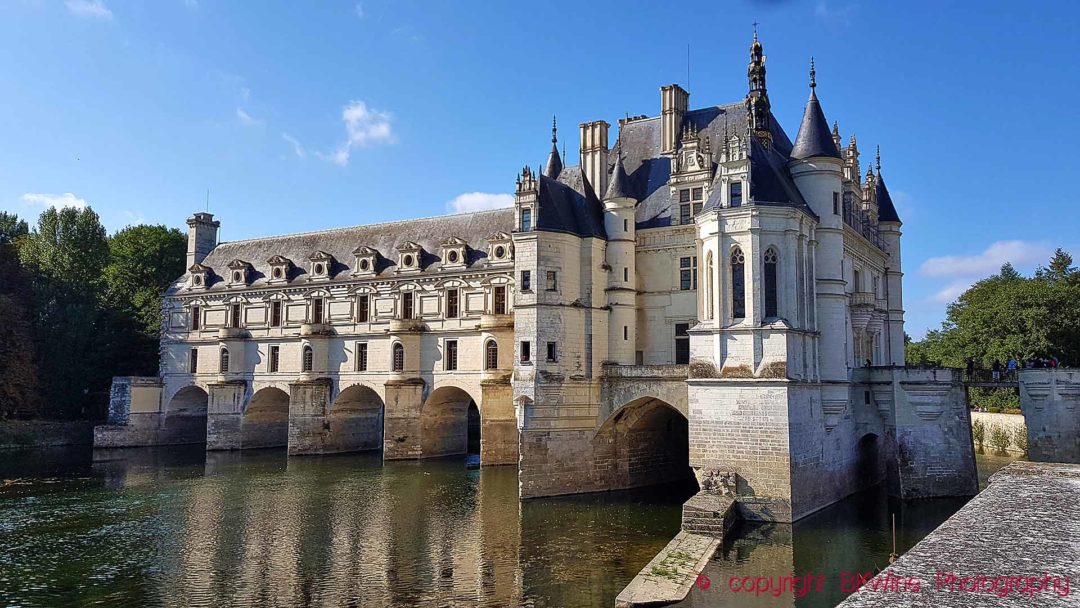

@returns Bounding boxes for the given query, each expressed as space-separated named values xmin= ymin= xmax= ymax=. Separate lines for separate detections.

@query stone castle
xmin=97 ymin=35 xmax=982 ymax=522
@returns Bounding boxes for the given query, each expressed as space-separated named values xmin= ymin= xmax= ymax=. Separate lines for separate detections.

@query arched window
xmin=731 ymin=247 xmax=746 ymax=319
xmin=219 ymin=347 xmax=230 ymax=373
xmin=302 ymin=344 xmax=313 ymax=372
xmin=392 ymin=342 xmax=404 ymax=372
xmin=764 ymin=248 xmax=779 ymax=319
xmin=485 ymin=340 xmax=499 ymax=370
xmin=705 ymin=252 xmax=715 ymax=320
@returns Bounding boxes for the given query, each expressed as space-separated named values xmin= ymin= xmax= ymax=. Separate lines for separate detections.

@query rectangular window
xmin=692 ymin=202 xmax=703 ymax=215
xmin=356 ymin=342 xmax=368 ymax=371
xmin=691 ymin=187 xmax=703 ymax=201
xmin=520 ymin=341 xmax=531 ymax=363
xmin=546 ymin=271 xmax=558 ymax=292
xmin=493 ymin=286 xmax=507 ymax=315
xmin=680 ymin=203 xmax=692 ymax=225
xmin=230 ymin=303 xmax=242 ymax=328
xmin=189 ymin=348 xmax=198 ymax=373
xmin=446 ymin=289 xmax=459 ymax=318
xmin=445 ymin=340 xmax=458 ymax=371
xmin=680 ymin=256 xmax=698 ymax=290
xmin=623 ymin=219 xmax=629 ymax=232
xmin=269 ymin=345 xmax=280 ymax=373
xmin=312 ymin=298 xmax=324 ymax=324
xmin=521 ymin=270 xmax=531 ymax=291
xmin=520 ymin=208 xmax=532 ymax=232
xmin=357 ymin=294 xmax=370 ymax=322
xmin=623 ymin=325 xmax=628 ymax=341
xmin=872 ymin=276 xmax=880 ymax=297
xmin=623 ymin=267 xmax=629 ymax=282
xmin=730 ymin=182 xmax=742 ymax=207
xmin=190 ymin=305 xmax=200 ymax=330
xmin=679 ymin=189 xmax=691 ymax=203
xmin=675 ymin=323 xmax=690 ymax=364
xmin=270 ymin=301 xmax=282 ymax=327
xmin=833 ymin=192 xmax=841 ymax=215
xmin=546 ymin=341 xmax=557 ymax=362
xmin=402 ymin=293 xmax=414 ymax=319
xmin=636 ymin=350 xmax=644 ymax=365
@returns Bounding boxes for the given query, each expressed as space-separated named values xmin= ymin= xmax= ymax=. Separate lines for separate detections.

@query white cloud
xmin=122 ymin=209 xmax=147 ymax=226
xmin=66 ymin=0 xmax=113 ymax=19
xmin=354 ymin=3 xmax=364 ymax=18
xmin=447 ymin=192 xmax=513 ymax=214
xmin=319 ymin=101 xmax=394 ymax=166
xmin=236 ymin=107 xmax=261 ymax=126
xmin=931 ymin=280 xmax=975 ymax=304
xmin=20 ymin=192 xmax=88 ymax=210
xmin=919 ymin=240 xmax=1052 ymax=278
xmin=281 ymin=132 xmax=306 ymax=158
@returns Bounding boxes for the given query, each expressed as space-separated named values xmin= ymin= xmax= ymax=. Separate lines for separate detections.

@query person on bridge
xmin=966 ymin=358 xmax=975 ymax=377
xmin=992 ymin=360 xmax=1002 ymax=381
xmin=1007 ymin=358 xmax=1018 ymax=373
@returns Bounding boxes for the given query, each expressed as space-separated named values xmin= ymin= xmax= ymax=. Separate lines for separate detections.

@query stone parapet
xmin=1021 ymin=369 xmax=1080 ymax=463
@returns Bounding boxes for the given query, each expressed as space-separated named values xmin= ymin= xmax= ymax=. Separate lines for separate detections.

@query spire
xmin=875 ymin=147 xmax=900 ymax=223
xmin=791 ymin=58 xmax=842 ymax=160
xmin=604 ymin=139 xmax=633 ymax=202
xmin=875 ymin=144 xmax=881 ymax=172
xmin=544 ymin=115 xmax=563 ymax=179
xmin=746 ymin=29 xmax=771 ymax=138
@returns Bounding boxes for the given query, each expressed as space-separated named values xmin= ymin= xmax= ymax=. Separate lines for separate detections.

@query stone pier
xmin=1021 ymin=369 xmax=1080 ymax=464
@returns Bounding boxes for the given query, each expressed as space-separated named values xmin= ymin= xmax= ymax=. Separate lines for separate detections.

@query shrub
xmin=1012 ymin=424 xmax=1029 ymax=457
xmin=988 ymin=424 xmax=1011 ymax=455
xmin=971 ymin=419 xmax=986 ymax=453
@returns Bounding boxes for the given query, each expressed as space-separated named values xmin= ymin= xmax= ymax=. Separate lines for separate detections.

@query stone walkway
xmin=615 ymin=531 xmax=720 ymax=608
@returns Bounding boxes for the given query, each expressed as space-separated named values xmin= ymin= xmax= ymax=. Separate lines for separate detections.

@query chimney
xmin=579 ymin=120 xmax=610 ymax=199
xmin=661 ymin=84 xmax=689 ymax=154
xmin=186 ymin=212 xmax=220 ymax=268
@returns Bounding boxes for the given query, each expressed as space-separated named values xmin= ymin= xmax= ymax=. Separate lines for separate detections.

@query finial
xmin=752 ymin=21 xmax=759 ymax=41
xmin=876 ymin=145 xmax=881 ymax=172
xmin=809 ymin=57 xmax=816 ymax=89
xmin=551 ymin=115 xmax=557 ymax=144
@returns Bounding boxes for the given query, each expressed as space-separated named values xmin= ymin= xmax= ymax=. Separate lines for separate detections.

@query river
xmin=0 ymin=446 xmax=1019 ymax=607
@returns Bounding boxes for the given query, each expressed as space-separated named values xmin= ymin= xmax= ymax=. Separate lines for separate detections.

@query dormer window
xmin=188 ymin=263 xmax=210 ymax=289
xmin=487 ymin=232 xmax=513 ymax=264
xmin=351 ymin=246 xmax=380 ymax=277
xmin=266 ymin=255 xmax=292 ymax=284
xmin=519 ymin=208 xmax=533 ymax=232
xmin=440 ymin=237 xmax=468 ymax=270
xmin=308 ymin=251 xmax=334 ymax=281
xmin=396 ymin=241 xmax=423 ymax=272
xmin=226 ymin=259 xmax=251 ymax=287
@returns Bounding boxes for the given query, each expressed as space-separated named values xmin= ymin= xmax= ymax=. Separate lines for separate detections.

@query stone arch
xmin=855 ymin=432 xmax=884 ymax=488
xmin=595 ymin=396 xmax=696 ymax=491
xmin=163 ymin=385 xmax=208 ymax=444
xmin=420 ymin=385 xmax=481 ymax=459
xmin=327 ymin=383 xmax=385 ymax=453
xmin=242 ymin=387 xmax=289 ymax=449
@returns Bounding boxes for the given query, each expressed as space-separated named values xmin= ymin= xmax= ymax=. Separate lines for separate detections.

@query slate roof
xmin=604 ymin=150 xmax=633 ymax=201
xmin=791 ymin=89 xmax=842 ymax=160
xmin=169 ymin=207 xmax=515 ymax=294
xmin=545 ymin=142 xmax=563 ymax=179
xmin=876 ymin=174 xmax=901 ymax=223
xmin=533 ymin=169 xmax=606 ymax=238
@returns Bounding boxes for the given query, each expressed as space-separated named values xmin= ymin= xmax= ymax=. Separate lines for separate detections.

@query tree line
xmin=0 ymin=208 xmax=186 ymax=420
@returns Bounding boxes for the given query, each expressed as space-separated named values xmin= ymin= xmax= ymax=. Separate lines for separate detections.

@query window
xmin=302 ymin=345 xmax=313 ymax=372
xmin=623 ymin=267 xmax=629 ymax=282
xmin=679 ymin=189 xmax=691 ymax=203
xmin=680 ymin=204 xmax=692 ymax=225
xmin=493 ymin=285 xmax=507 ymax=315
xmin=356 ymin=342 xmax=368 ymax=371
xmin=270 ymin=301 xmax=282 ymax=327
xmin=705 ymin=252 xmax=715 ymax=320
xmin=692 ymin=202 xmax=703 ymax=215
xmin=189 ymin=348 xmax=198 ymax=373
xmin=485 ymin=340 xmax=498 ymax=370
xmin=230 ymin=303 xmax=242 ymax=328
xmin=680 ymin=256 xmax=698 ymax=290
xmin=446 ymin=289 xmax=459 ymax=318
xmin=521 ymin=341 xmax=531 ymax=363
xmin=764 ymin=248 xmax=779 ymax=318
xmin=675 ymin=323 xmax=690 ymax=364
xmin=872 ymin=276 xmax=880 ymax=297
xmin=445 ymin=340 xmax=458 ymax=371
xmin=311 ymin=298 xmax=325 ymax=324
xmin=853 ymin=269 xmax=862 ymax=292
xmin=692 ymin=187 xmax=703 ymax=201
xmin=190 ymin=305 xmax=200 ymax=330
xmin=833 ymin=192 xmax=840 ymax=215
xmin=521 ymin=270 xmax=531 ymax=291
xmin=392 ymin=342 xmax=404 ymax=372
xmin=401 ymin=292 xmax=414 ymax=319
xmin=269 ymin=345 xmax=280 ymax=373
xmin=731 ymin=247 xmax=746 ymax=318
xmin=623 ymin=325 xmax=628 ymax=341
xmin=219 ymin=348 xmax=230 ymax=373
xmin=546 ymin=341 xmax=557 ymax=362
xmin=357 ymin=294 xmax=370 ymax=323
xmin=730 ymin=181 xmax=742 ymax=207
xmin=623 ymin=219 xmax=629 ymax=232
xmin=520 ymin=208 xmax=532 ymax=232
xmin=546 ymin=271 xmax=558 ymax=291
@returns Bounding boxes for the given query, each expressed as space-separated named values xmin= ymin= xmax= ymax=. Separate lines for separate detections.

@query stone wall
xmin=94 ymin=377 xmax=208 ymax=447
xmin=1021 ymin=369 xmax=1080 ymax=463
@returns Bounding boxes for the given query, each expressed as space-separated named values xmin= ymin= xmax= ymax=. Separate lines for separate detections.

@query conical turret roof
xmin=876 ymin=174 xmax=900 ymax=223
xmin=544 ymin=116 xmax=563 ymax=179
xmin=604 ymin=143 xmax=633 ymax=201
xmin=791 ymin=61 xmax=841 ymax=160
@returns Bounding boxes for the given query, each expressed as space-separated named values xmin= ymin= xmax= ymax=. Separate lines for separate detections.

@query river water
xmin=0 ymin=447 xmax=1017 ymax=607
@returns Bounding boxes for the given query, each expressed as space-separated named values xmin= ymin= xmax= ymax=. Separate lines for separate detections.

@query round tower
xmin=603 ymin=142 xmax=637 ymax=365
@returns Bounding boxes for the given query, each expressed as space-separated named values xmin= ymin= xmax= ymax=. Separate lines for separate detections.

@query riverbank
xmin=0 ymin=420 xmax=95 ymax=450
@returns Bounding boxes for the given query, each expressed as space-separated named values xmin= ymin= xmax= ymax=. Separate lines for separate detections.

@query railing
xmin=843 ymin=204 xmax=887 ymax=251
xmin=963 ymin=369 xmax=1020 ymax=385
xmin=849 ymin=291 xmax=875 ymax=307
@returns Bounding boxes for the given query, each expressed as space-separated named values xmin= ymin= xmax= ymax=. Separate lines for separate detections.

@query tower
xmin=603 ymin=141 xmax=637 ymax=365
xmin=874 ymin=150 xmax=905 ymax=365
xmin=186 ymin=212 xmax=220 ymax=269
xmin=544 ymin=116 xmax=563 ymax=179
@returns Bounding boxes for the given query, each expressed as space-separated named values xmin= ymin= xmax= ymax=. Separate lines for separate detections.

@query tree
xmin=1047 ymin=248 xmax=1075 ymax=281
xmin=19 ymin=206 xmax=108 ymax=294
xmin=0 ymin=233 xmax=41 ymax=418
xmin=0 ymin=212 xmax=29 ymax=245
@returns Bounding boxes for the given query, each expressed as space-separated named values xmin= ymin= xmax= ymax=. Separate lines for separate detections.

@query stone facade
xmin=1021 ymin=369 xmax=1080 ymax=463
xmin=96 ymin=35 xmax=980 ymax=522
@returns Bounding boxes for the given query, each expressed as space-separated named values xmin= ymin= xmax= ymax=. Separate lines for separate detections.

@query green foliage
xmin=1012 ymin=424 xmax=1029 ymax=457
xmin=988 ymin=424 xmax=1011 ymax=456
xmin=19 ymin=207 xmax=109 ymax=294
xmin=968 ymin=388 xmax=1020 ymax=413
xmin=907 ymin=248 xmax=1079 ymax=368
xmin=0 ymin=242 xmax=42 ymax=419
xmin=971 ymin=419 xmax=986 ymax=452
xmin=103 ymin=225 xmax=186 ymax=336
xmin=0 ymin=212 xmax=29 ymax=245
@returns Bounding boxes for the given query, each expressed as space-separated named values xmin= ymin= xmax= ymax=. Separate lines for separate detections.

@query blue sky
xmin=1 ymin=0 xmax=1077 ymax=337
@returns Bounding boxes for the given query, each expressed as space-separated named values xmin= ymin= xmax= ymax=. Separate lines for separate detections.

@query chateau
xmin=98 ymin=35 xmax=980 ymax=522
